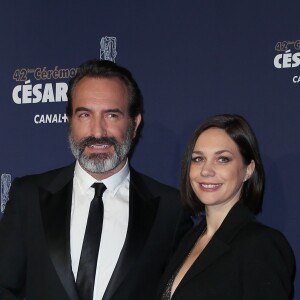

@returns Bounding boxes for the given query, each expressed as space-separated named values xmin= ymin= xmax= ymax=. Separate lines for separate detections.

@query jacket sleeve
xmin=242 ymin=227 xmax=296 ymax=300
xmin=0 ymin=178 xmax=26 ymax=299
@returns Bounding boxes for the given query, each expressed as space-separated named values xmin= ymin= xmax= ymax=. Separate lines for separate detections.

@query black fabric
xmin=76 ymin=183 xmax=106 ymax=300
xmin=157 ymin=203 xmax=295 ymax=300
xmin=0 ymin=163 xmax=192 ymax=300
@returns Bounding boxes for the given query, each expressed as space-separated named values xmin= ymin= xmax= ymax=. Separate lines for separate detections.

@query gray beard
xmin=68 ymin=124 xmax=134 ymax=174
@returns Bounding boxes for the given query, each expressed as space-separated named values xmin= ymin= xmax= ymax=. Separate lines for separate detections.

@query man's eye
xmin=79 ymin=113 xmax=89 ymax=118
xmin=107 ymin=113 xmax=119 ymax=119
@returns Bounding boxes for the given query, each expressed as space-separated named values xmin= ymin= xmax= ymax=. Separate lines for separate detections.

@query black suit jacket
xmin=0 ymin=163 xmax=192 ymax=300
xmin=157 ymin=202 xmax=295 ymax=300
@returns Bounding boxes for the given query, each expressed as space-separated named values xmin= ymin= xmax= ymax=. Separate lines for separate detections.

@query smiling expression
xmin=189 ymin=127 xmax=254 ymax=211
xmin=68 ymin=76 xmax=141 ymax=179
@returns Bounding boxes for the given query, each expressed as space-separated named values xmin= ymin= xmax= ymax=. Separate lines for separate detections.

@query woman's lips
xmin=199 ymin=183 xmax=222 ymax=191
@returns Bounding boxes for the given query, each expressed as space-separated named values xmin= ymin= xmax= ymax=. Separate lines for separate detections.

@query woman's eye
xmin=191 ymin=156 xmax=203 ymax=163
xmin=218 ymin=156 xmax=231 ymax=163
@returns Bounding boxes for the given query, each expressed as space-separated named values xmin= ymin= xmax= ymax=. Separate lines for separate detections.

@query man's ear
xmin=132 ymin=114 xmax=142 ymax=138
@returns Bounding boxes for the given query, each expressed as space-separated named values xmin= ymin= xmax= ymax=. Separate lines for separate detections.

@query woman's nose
xmin=200 ymin=161 xmax=215 ymax=177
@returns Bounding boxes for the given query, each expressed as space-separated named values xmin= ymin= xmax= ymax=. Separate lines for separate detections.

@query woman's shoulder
xmin=235 ymin=219 xmax=295 ymax=265
xmin=224 ymin=203 xmax=293 ymax=254
xmin=241 ymin=220 xmax=291 ymax=245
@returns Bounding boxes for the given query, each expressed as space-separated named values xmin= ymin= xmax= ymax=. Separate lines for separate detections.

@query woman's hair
xmin=181 ymin=114 xmax=265 ymax=215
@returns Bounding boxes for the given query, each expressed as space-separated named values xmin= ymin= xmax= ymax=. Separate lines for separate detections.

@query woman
xmin=158 ymin=114 xmax=295 ymax=300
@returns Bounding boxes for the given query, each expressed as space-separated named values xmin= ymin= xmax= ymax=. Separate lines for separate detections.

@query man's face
xmin=68 ymin=76 xmax=141 ymax=179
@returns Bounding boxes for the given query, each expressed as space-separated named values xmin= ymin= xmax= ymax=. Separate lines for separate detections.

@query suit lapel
xmin=39 ymin=164 xmax=80 ymax=300
xmin=103 ymin=169 xmax=159 ymax=300
xmin=168 ymin=203 xmax=254 ymax=297
xmin=179 ymin=234 xmax=230 ymax=288
xmin=157 ymin=223 xmax=207 ymax=296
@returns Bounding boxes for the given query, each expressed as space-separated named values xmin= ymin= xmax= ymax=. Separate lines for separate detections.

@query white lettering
xmin=12 ymin=83 xmax=68 ymax=104
xmin=22 ymin=83 xmax=32 ymax=104
xmin=292 ymin=52 xmax=300 ymax=68
xmin=34 ymin=113 xmax=68 ymax=124
xmin=292 ymin=76 xmax=300 ymax=83
xmin=55 ymin=83 xmax=68 ymax=102
xmin=34 ymin=115 xmax=39 ymax=124
xmin=32 ymin=84 xmax=42 ymax=103
xmin=12 ymin=85 xmax=22 ymax=104
xmin=282 ymin=52 xmax=292 ymax=68
xmin=274 ymin=51 xmax=300 ymax=69
xmin=42 ymin=83 xmax=55 ymax=103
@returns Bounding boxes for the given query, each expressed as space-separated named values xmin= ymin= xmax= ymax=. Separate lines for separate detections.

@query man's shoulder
xmin=130 ymin=168 xmax=179 ymax=196
xmin=14 ymin=163 xmax=75 ymax=186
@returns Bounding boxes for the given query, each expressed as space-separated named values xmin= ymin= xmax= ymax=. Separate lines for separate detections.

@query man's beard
xmin=68 ymin=124 xmax=134 ymax=174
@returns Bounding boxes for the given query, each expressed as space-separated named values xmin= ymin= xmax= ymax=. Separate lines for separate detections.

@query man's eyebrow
xmin=104 ymin=108 xmax=124 ymax=115
xmin=74 ymin=106 xmax=91 ymax=114
xmin=74 ymin=107 xmax=125 ymax=115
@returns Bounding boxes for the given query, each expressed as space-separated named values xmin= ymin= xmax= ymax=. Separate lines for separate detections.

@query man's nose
xmin=90 ymin=117 xmax=107 ymax=137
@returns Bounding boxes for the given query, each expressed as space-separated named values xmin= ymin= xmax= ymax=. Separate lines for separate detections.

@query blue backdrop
xmin=1 ymin=0 xmax=299 ymax=297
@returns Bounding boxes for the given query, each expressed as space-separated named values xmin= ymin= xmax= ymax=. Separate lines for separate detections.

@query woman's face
xmin=189 ymin=127 xmax=254 ymax=211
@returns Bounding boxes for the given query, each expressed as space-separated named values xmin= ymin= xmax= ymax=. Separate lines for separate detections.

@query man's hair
xmin=181 ymin=114 xmax=265 ymax=215
xmin=66 ymin=59 xmax=143 ymax=120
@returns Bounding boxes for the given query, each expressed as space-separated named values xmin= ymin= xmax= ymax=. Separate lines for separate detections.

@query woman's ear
xmin=244 ymin=160 xmax=255 ymax=182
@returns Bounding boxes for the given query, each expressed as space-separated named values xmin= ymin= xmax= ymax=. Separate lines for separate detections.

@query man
xmin=0 ymin=59 xmax=191 ymax=300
